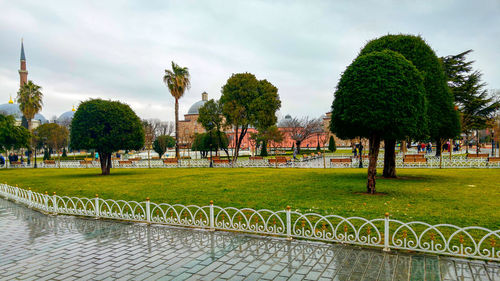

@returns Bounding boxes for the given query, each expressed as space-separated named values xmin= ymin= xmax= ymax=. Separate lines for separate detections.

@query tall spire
xmin=19 ymin=38 xmax=28 ymax=87
xmin=20 ymin=38 xmax=26 ymax=61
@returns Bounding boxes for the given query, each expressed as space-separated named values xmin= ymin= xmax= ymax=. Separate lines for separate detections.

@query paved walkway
xmin=0 ymin=198 xmax=498 ymax=281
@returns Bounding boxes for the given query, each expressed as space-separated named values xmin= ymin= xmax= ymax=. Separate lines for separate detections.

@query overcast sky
xmin=0 ymin=0 xmax=499 ymax=121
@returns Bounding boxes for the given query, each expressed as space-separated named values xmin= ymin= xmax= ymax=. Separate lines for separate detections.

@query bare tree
xmin=145 ymin=119 xmax=175 ymax=138
xmin=281 ymin=117 xmax=323 ymax=153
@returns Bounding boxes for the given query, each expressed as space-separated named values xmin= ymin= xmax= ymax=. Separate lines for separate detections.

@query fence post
xmin=14 ymin=185 xmax=19 ymax=202
xmin=209 ymin=200 xmax=214 ymax=231
xmin=52 ymin=192 xmax=57 ymax=214
xmin=286 ymin=206 xmax=292 ymax=240
xmin=44 ymin=191 xmax=49 ymax=212
xmin=146 ymin=197 xmax=151 ymax=223
xmin=95 ymin=194 xmax=100 ymax=218
xmin=28 ymin=188 xmax=32 ymax=208
xmin=383 ymin=212 xmax=390 ymax=252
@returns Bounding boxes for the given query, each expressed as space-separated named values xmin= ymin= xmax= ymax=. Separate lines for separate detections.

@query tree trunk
xmin=175 ymin=98 xmax=180 ymax=159
xmin=383 ymin=139 xmax=396 ymax=178
xmin=99 ymin=151 xmax=111 ymax=175
xmin=465 ymin=133 xmax=469 ymax=154
xmin=27 ymin=119 xmax=33 ymax=167
xmin=296 ymin=141 xmax=301 ymax=155
xmin=476 ymin=130 xmax=480 ymax=155
xmin=435 ymin=139 xmax=442 ymax=157
xmin=366 ymin=134 xmax=381 ymax=194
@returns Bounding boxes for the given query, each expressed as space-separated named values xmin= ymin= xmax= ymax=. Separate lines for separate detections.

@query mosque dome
xmin=0 ymin=102 xmax=22 ymax=119
xmin=57 ymin=106 xmax=76 ymax=123
xmin=187 ymin=92 xmax=209 ymax=115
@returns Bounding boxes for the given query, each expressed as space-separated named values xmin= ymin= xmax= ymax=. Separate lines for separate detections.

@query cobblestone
xmin=0 ymin=198 xmax=499 ymax=280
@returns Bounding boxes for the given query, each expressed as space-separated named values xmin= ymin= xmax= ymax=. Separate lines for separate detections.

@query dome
xmin=58 ymin=110 xmax=75 ymax=123
xmin=187 ymin=100 xmax=207 ymax=115
xmin=0 ymin=102 xmax=46 ymax=123
xmin=0 ymin=103 xmax=22 ymax=118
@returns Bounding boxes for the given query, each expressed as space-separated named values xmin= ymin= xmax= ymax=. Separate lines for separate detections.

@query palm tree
xmin=17 ymin=80 xmax=43 ymax=165
xmin=163 ymin=61 xmax=190 ymax=159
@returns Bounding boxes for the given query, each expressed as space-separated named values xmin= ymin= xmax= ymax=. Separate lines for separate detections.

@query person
xmin=8 ymin=153 xmax=14 ymax=164
xmin=353 ymin=145 xmax=357 ymax=157
xmin=293 ymin=147 xmax=297 ymax=160
xmin=0 ymin=155 xmax=5 ymax=167
xmin=417 ymin=143 xmax=421 ymax=153
xmin=14 ymin=153 xmax=18 ymax=162
xmin=95 ymin=152 xmax=99 ymax=161
xmin=20 ymin=155 xmax=24 ymax=164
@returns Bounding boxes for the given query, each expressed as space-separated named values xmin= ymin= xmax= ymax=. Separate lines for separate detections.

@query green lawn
xmin=1 ymin=168 xmax=498 ymax=229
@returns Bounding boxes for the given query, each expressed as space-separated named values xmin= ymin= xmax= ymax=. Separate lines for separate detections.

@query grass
xmin=0 ymin=168 xmax=498 ymax=229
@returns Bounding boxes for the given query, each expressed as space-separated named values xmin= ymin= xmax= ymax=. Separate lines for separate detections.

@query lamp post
xmin=358 ymin=142 xmax=363 ymax=168
xmin=208 ymin=122 xmax=213 ymax=168
xmin=492 ymin=129 xmax=495 ymax=157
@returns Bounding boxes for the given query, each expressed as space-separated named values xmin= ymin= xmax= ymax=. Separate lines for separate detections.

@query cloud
xmin=0 ymin=0 xmax=498 ymax=120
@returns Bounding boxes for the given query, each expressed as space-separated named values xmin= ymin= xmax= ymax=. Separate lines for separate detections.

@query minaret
xmin=202 ymin=92 xmax=208 ymax=101
xmin=19 ymin=39 xmax=28 ymax=87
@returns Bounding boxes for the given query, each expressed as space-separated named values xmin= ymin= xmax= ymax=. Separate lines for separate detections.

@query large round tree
xmin=70 ymin=99 xmax=144 ymax=175
xmin=358 ymin=34 xmax=460 ymax=177
xmin=331 ymin=50 xmax=426 ymax=194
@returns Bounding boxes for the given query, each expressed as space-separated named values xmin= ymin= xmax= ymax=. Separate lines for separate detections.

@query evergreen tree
xmin=328 ymin=136 xmax=336 ymax=152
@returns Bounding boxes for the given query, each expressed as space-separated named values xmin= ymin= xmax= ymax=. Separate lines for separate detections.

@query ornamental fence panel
xmin=2 ymin=155 xmax=499 ymax=169
xmin=0 ymin=183 xmax=498 ymax=261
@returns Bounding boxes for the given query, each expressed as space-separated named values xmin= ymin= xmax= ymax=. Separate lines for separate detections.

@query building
xmin=177 ymin=92 xmax=209 ymax=147
xmin=0 ymin=40 xmax=77 ymax=128
xmin=0 ymin=40 xmax=46 ymax=128
xmin=177 ymin=93 xmax=350 ymax=152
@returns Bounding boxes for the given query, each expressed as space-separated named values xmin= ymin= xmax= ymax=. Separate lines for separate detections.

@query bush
xmin=328 ymin=136 xmax=336 ymax=152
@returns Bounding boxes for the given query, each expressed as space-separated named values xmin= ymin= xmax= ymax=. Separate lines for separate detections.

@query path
xmin=0 ymin=198 xmax=498 ymax=280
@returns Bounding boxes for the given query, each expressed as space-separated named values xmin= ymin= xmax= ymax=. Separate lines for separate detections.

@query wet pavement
xmin=0 ymin=198 xmax=498 ymax=281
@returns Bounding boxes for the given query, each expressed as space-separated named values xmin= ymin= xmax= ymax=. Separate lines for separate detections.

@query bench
xmin=111 ymin=157 xmax=120 ymax=161
xmin=118 ymin=160 xmax=133 ymax=166
xmin=403 ymin=158 xmax=427 ymax=163
xmin=213 ymin=159 xmax=230 ymax=165
xmin=488 ymin=157 xmax=500 ymax=162
xmin=84 ymin=158 xmax=93 ymax=162
xmin=44 ymin=160 xmax=56 ymax=165
xmin=151 ymin=157 xmax=160 ymax=160
xmin=163 ymin=158 xmax=178 ymax=164
xmin=405 ymin=154 xmax=425 ymax=159
xmin=207 ymin=156 xmax=220 ymax=161
xmin=128 ymin=158 xmax=141 ymax=161
xmin=249 ymin=156 xmax=263 ymax=160
xmin=330 ymin=158 xmax=352 ymax=163
xmin=269 ymin=157 xmax=289 ymax=164
xmin=467 ymin=153 xmax=489 ymax=159
xmin=80 ymin=160 xmax=93 ymax=165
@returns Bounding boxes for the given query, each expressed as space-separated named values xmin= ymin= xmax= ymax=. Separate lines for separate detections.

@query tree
xmin=0 ymin=114 xmax=30 ymax=153
xmin=331 ymin=50 xmax=426 ymax=194
xmin=33 ymin=123 xmax=69 ymax=165
xmin=281 ymin=117 xmax=323 ymax=154
xmin=441 ymin=50 xmax=500 ymax=154
xmin=198 ymin=99 xmax=231 ymax=159
xmin=220 ymin=73 xmax=281 ymax=162
xmin=191 ymin=132 xmax=228 ymax=158
xmin=163 ymin=61 xmax=191 ymax=159
xmin=70 ymin=99 xmax=144 ymax=175
xmin=328 ymin=136 xmax=336 ymax=152
xmin=153 ymin=135 xmax=175 ymax=158
xmin=17 ymin=80 xmax=43 ymax=165
xmin=359 ymin=34 xmax=459 ymax=177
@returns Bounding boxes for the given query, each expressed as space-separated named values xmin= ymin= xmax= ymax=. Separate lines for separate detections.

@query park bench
xmin=9 ymin=161 xmax=22 ymax=167
xmin=118 ymin=160 xmax=133 ymax=166
xmin=151 ymin=157 xmax=160 ymax=160
xmin=163 ymin=158 xmax=178 ymax=165
xmin=330 ymin=158 xmax=352 ymax=163
xmin=213 ymin=159 xmax=230 ymax=166
xmin=403 ymin=158 xmax=427 ymax=163
xmin=43 ymin=160 xmax=56 ymax=166
xmin=249 ymin=156 xmax=263 ymax=160
xmin=269 ymin=157 xmax=288 ymax=164
xmin=207 ymin=156 xmax=220 ymax=161
xmin=488 ymin=157 xmax=500 ymax=162
xmin=111 ymin=157 xmax=120 ymax=161
xmin=129 ymin=157 xmax=141 ymax=161
xmin=80 ymin=160 xmax=93 ymax=165
xmin=467 ymin=153 xmax=489 ymax=159
xmin=84 ymin=158 xmax=93 ymax=162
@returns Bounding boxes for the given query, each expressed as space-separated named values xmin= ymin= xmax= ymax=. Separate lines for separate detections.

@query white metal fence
xmin=1 ymin=183 xmax=498 ymax=261
xmin=3 ymin=156 xmax=500 ymax=169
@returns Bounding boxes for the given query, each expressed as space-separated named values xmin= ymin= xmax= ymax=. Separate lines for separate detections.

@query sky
xmin=0 ymin=0 xmax=499 ymax=121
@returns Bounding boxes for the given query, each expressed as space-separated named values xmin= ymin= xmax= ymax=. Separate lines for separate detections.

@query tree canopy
xmin=70 ymin=99 xmax=144 ymax=175
xmin=191 ymin=131 xmax=229 ymax=158
xmin=220 ymin=73 xmax=281 ymax=161
xmin=358 ymin=34 xmax=460 ymax=142
xmin=331 ymin=50 xmax=426 ymax=193
xmin=0 ymin=114 xmax=30 ymax=152
xmin=153 ymin=135 xmax=175 ymax=158
xmin=33 ymin=123 xmax=69 ymax=152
